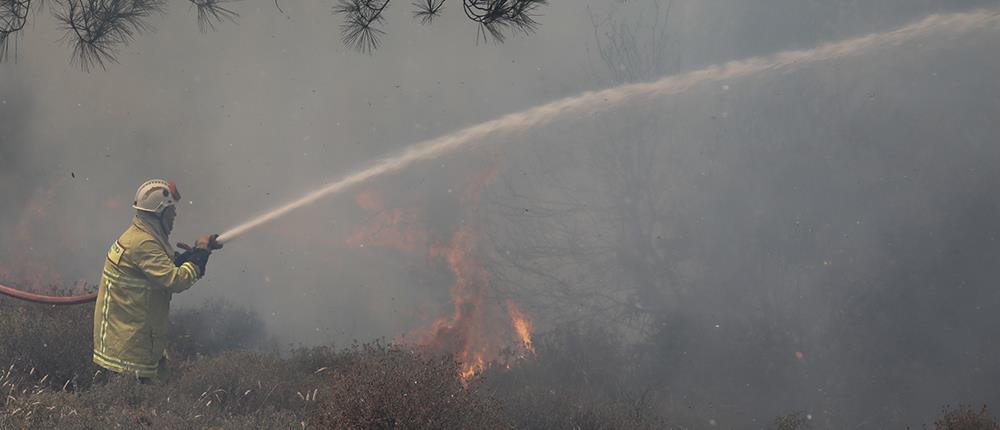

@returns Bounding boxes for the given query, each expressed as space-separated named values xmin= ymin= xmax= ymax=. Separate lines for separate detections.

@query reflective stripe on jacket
xmin=93 ymin=218 xmax=201 ymax=378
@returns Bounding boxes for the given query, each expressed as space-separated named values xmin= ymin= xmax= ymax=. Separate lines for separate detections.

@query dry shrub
xmin=935 ymin=405 xmax=999 ymax=430
xmin=0 ymin=298 xmax=508 ymax=429
xmin=169 ymin=299 xmax=272 ymax=360
xmin=310 ymin=342 xmax=510 ymax=429
xmin=483 ymin=323 xmax=667 ymax=429
xmin=288 ymin=344 xmax=342 ymax=373
xmin=14 ymin=297 xmax=998 ymax=429
xmin=169 ymin=350 xmax=324 ymax=416
xmin=0 ymin=297 xmax=270 ymax=391
xmin=771 ymin=411 xmax=812 ymax=430
xmin=492 ymin=384 xmax=661 ymax=430
xmin=0 ymin=300 xmax=97 ymax=390
xmin=0 ymin=347 xmax=325 ymax=428
xmin=0 ymin=369 xmax=303 ymax=429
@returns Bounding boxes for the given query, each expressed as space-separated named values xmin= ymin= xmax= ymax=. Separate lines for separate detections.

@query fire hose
xmin=0 ymin=282 xmax=97 ymax=305
xmin=0 ymin=236 xmax=220 ymax=306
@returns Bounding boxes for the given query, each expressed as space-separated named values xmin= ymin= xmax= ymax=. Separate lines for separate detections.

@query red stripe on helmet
xmin=167 ymin=180 xmax=181 ymax=200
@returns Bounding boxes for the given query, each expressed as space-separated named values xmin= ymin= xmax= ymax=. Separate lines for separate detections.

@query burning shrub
xmin=310 ymin=342 xmax=510 ymax=429
xmin=934 ymin=405 xmax=999 ymax=430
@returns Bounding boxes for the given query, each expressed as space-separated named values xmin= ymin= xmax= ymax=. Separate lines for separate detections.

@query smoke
xmin=0 ymin=73 xmax=31 ymax=229
xmin=484 ymin=4 xmax=1000 ymax=427
xmin=2 ymin=0 xmax=1000 ymax=427
xmin=0 ymin=73 xmax=43 ymax=279
xmin=218 ymin=8 xmax=1000 ymax=245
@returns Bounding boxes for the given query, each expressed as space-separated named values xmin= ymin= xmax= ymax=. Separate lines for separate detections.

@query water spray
xmin=2 ymin=9 xmax=998 ymax=305
xmin=216 ymin=8 xmax=1000 ymax=245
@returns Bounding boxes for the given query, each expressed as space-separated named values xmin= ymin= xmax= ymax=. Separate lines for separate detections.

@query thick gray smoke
xmin=2 ymin=0 xmax=999 ymax=427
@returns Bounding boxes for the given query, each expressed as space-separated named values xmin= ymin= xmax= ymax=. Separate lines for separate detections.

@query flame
xmin=421 ymin=161 xmax=533 ymax=384
xmin=507 ymin=300 xmax=535 ymax=354
xmin=419 ymin=226 xmax=494 ymax=383
xmin=459 ymin=353 xmax=486 ymax=381
xmin=347 ymin=163 xmax=534 ymax=385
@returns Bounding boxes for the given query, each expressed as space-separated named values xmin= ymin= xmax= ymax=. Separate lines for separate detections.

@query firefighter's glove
xmin=195 ymin=234 xmax=223 ymax=251
xmin=174 ymin=249 xmax=194 ymax=267
xmin=185 ymin=248 xmax=211 ymax=277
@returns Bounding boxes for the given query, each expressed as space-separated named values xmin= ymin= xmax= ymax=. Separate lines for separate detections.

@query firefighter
xmin=92 ymin=179 xmax=222 ymax=381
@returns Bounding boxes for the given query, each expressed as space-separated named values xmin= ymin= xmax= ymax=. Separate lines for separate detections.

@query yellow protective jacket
xmin=92 ymin=218 xmax=202 ymax=378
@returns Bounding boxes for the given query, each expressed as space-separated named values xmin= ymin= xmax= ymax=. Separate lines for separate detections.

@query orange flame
xmin=459 ymin=353 xmax=486 ymax=381
xmin=347 ymin=162 xmax=534 ymax=385
xmin=416 ymin=217 xmax=534 ymax=384
xmin=419 ymin=226 xmax=493 ymax=382
xmin=507 ymin=300 xmax=535 ymax=354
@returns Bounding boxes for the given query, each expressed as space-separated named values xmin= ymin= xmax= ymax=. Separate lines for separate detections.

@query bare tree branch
xmin=483 ymin=1 xmax=678 ymax=335
xmin=589 ymin=0 xmax=673 ymax=84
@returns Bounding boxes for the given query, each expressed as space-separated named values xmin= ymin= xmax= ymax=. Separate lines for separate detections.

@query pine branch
xmin=53 ymin=0 xmax=166 ymax=71
xmin=189 ymin=0 xmax=239 ymax=33
xmin=412 ymin=0 xmax=443 ymax=24
xmin=0 ymin=0 xmax=32 ymax=61
xmin=333 ymin=0 xmax=389 ymax=54
xmin=464 ymin=0 xmax=545 ymax=44
xmin=335 ymin=0 xmax=547 ymax=53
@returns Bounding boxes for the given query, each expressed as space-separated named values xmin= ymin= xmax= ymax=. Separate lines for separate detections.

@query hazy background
xmin=2 ymin=0 xmax=1000 ymax=427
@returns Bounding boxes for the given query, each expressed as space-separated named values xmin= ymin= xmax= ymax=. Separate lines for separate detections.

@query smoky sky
xmin=2 ymin=0 xmax=1000 ymax=427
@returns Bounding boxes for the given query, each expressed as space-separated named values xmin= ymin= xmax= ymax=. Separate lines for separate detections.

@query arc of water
xmin=217 ymin=9 xmax=1000 ymax=244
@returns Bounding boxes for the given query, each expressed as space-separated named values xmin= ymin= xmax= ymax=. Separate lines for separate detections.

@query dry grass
xmin=169 ymin=298 xmax=273 ymax=360
xmin=310 ymin=342 xmax=509 ymax=429
xmin=934 ymin=405 xmax=999 ymax=430
xmin=0 ymin=299 xmax=98 ymax=391
xmin=482 ymin=323 xmax=667 ymax=430
xmin=771 ymin=411 xmax=812 ymax=430
xmin=0 ymin=298 xmax=992 ymax=429
xmin=0 ymin=299 xmax=517 ymax=428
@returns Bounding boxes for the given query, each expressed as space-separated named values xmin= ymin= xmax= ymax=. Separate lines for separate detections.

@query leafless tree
xmin=485 ymin=1 xmax=679 ymax=336
xmin=587 ymin=0 xmax=675 ymax=83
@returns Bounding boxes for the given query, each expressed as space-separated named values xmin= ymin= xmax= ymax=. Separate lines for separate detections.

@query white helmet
xmin=133 ymin=179 xmax=180 ymax=214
